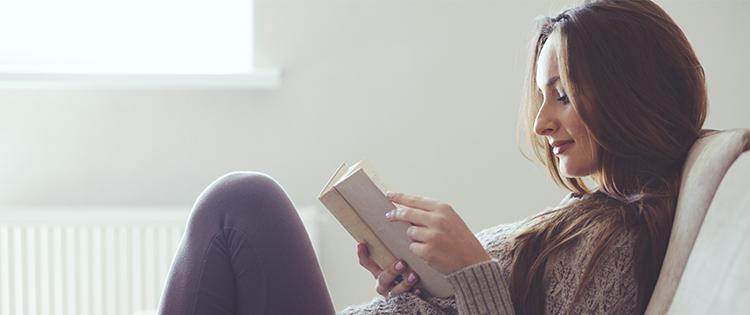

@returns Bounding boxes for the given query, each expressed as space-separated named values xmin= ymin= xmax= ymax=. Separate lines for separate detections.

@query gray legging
xmin=157 ymin=172 xmax=336 ymax=315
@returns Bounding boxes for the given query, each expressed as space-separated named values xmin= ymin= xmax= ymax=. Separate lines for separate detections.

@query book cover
xmin=318 ymin=161 xmax=454 ymax=298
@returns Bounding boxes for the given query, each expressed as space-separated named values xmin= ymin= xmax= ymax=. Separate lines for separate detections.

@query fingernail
xmin=395 ymin=261 xmax=404 ymax=271
xmin=386 ymin=191 xmax=395 ymax=199
xmin=385 ymin=210 xmax=393 ymax=219
xmin=415 ymin=289 xmax=421 ymax=295
xmin=408 ymin=273 xmax=416 ymax=283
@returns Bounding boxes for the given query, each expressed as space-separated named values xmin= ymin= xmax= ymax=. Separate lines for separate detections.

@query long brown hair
xmin=514 ymin=0 xmax=707 ymax=313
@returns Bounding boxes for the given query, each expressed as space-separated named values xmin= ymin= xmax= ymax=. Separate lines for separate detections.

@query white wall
xmin=0 ymin=0 xmax=747 ymax=310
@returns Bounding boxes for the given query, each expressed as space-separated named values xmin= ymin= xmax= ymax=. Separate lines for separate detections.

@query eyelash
xmin=556 ymin=94 xmax=570 ymax=104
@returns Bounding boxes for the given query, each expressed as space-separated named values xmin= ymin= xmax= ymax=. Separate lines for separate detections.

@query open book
xmin=317 ymin=161 xmax=454 ymax=298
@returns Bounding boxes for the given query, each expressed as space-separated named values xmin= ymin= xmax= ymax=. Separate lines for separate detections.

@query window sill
xmin=0 ymin=68 xmax=282 ymax=89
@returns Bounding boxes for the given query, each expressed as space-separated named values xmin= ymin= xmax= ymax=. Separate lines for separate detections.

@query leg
xmin=157 ymin=172 xmax=335 ymax=315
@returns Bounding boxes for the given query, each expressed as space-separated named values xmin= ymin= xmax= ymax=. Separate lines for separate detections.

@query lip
xmin=551 ymin=140 xmax=574 ymax=155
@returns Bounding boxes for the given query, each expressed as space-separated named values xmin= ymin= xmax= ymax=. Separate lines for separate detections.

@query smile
xmin=553 ymin=141 xmax=574 ymax=155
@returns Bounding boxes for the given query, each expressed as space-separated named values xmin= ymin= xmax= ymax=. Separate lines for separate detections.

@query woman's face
xmin=533 ymin=35 xmax=599 ymax=178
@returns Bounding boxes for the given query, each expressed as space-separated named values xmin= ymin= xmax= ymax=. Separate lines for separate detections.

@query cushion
xmin=668 ymin=150 xmax=750 ymax=313
xmin=645 ymin=128 xmax=750 ymax=314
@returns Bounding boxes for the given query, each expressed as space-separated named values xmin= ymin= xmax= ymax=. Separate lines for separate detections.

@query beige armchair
xmin=646 ymin=129 xmax=750 ymax=314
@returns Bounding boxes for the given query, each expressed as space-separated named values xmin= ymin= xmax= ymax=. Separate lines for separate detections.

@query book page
xmin=319 ymin=162 xmax=348 ymax=197
xmin=335 ymin=160 xmax=389 ymax=193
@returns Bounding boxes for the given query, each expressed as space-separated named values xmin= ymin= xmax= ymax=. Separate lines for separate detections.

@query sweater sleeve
xmin=337 ymin=223 xmax=520 ymax=315
xmin=443 ymin=200 xmax=640 ymax=315
xmin=445 ymin=259 xmax=515 ymax=315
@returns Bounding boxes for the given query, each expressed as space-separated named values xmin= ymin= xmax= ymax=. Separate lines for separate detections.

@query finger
xmin=409 ymin=242 xmax=429 ymax=259
xmin=357 ymin=243 xmax=382 ymax=278
xmin=405 ymin=225 xmax=433 ymax=242
xmin=388 ymin=271 xmax=420 ymax=296
xmin=386 ymin=207 xmax=433 ymax=227
xmin=376 ymin=260 xmax=408 ymax=297
xmin=386 ymin=192 xmax=441 ymax=211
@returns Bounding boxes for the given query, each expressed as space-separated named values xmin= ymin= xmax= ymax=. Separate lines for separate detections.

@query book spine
xmin=319 ymin=188 xmax=397 ymax=270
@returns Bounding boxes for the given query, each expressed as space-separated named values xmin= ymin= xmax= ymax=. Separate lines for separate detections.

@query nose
xmin=533 ymin=101 xmax=557 ymax=136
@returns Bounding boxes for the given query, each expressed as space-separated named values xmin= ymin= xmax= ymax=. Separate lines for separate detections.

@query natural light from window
xmin=0 ymin=0 xmax=254 ymax=74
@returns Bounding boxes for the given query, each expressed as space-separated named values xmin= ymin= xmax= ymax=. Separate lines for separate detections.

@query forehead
xmin=536 ymin=35 xmax=560 ymax=90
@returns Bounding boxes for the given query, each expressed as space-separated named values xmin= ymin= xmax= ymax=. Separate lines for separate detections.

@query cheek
xmin=571 ymin=136 xmax=599 ymax=174
xmin=559 ymin=131 xmax=599 ymax=177
xmin=558 ymin=109 xmax=600 ymax=177
xmin=571 ymin=115 xmax=598 ymax=162
xmin=580 ymin=137 xmax=599 ymax=166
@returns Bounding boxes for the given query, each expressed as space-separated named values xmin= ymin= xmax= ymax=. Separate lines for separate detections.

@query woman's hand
xmin=385 ymin=191 xmax=491 ymax=274
xmin=356 ymin=242 xmax=422 ymax=298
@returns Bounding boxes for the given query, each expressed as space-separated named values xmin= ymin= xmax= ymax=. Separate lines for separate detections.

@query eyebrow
xmin=536 ymin=75 xmax=561 ymax=92
xmin=545 ymin=75 xmax=560 ymax=87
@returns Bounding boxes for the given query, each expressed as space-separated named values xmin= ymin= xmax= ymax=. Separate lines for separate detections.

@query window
xmin=0 ymin=0 xmax=279 ymax=88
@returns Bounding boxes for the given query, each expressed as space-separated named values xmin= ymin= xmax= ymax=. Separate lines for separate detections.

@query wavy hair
xmin=513 ymin=0 xmax=707 ymax=313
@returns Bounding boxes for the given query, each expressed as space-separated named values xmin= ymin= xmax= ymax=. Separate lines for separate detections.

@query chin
xmin=558 ymin=162 xmax=593 ymax=178
xmin=560 ymin=170 xmax=584 ymax=178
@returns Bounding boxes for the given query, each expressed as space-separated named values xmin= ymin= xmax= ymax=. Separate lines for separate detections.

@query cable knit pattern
xmin=337 ymin=194 xmax=640 ymax=314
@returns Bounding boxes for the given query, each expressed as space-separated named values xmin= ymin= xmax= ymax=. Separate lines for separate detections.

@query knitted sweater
xmin=338 ymin=193 xmax=641 ymax=314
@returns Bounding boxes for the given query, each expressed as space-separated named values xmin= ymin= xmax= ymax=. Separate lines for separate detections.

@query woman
xmin=158 ymin=0 xmax=707 ymax=314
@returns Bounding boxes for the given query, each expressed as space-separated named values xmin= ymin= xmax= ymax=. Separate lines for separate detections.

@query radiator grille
xmin=0 ymin=206 xmax=322 ymax=315
xmin=0 ymin=209 xmax=186 ymax=315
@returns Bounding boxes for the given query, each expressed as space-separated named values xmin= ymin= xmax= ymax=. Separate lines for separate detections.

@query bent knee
xmin=212 ymin=171 xmax=282 ymax=193
xmin=192 ymin=171 xmax=289 ymax=216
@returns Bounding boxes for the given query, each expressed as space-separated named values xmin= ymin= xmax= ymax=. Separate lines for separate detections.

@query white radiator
xmin=0 ymin=206 xmax=323 ymax=315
